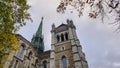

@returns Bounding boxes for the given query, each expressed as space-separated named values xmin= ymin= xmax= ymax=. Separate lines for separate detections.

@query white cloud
xmin=113 ymin=62 xmax=120 ymax=67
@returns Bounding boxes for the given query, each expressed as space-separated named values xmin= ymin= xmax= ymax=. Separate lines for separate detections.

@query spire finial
xmin=41 ymin=17 xmax=43 ymax=21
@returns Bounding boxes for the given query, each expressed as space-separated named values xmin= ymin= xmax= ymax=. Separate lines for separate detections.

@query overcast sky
xmin=18 ymin=0 xmax=120 ymax=68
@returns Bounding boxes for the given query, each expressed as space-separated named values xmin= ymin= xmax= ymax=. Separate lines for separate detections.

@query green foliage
xmin=0 ymin=0 xmax=31 ymax=66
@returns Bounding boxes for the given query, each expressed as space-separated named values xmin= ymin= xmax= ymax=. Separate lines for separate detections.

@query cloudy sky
xmin=18 ymin=0 xmax=120 ymax=68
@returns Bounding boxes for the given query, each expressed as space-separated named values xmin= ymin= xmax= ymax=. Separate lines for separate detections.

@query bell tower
xmin=50 ymin=19 xmax=88 ymax=68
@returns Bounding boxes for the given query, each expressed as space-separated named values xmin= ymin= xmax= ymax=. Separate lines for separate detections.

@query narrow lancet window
xmin=61 ymin=56 xmax=67 ymax=68
xmin=57 ymin=35 xmax=60 ymax=42
xmin=65 ymin=32 xmax=68 ymax=40
xmin=61 ymin=34 xmax=64 ymax=42
xmin=28 ymin=51 xmax=32 ymax=59
xmin=43 ymin=61 xmax=47 ymax=68
xmin=17 ymin=44 xmax=25 ymax=58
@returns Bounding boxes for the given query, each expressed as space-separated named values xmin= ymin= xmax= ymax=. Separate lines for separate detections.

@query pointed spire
xmin=36 ymin=17 xmax=43 ymax=36
xmin=31 ymin=17 xmax=44 ymax=53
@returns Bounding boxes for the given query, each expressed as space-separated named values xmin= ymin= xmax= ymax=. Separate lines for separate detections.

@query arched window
xmin=17 ymin=44 xmax=25 ymax=58
xmin=57 ymin=35 xmax=60 ymax=42
xmin=61 ymin=56 xmax=67 ymax=68
xmin=61 ymin=34 xmax=64 ymax=42
xmin=43 ymin=60 xmax=47 ymax=68
xmin=65 ymin=32 xmax=68 ymax=40
xmin=28 ymin=51 xmax=32 ymax=59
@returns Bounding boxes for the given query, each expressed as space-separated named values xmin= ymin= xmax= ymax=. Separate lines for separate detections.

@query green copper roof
xmin=36 ymin=17 xmax=43 ymax=37
xmin=31 ymin=17 xmax=44 ymax=52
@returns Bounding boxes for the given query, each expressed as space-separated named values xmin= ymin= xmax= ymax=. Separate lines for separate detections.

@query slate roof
xmin=55 ymin=24 xmax=68 ymax=33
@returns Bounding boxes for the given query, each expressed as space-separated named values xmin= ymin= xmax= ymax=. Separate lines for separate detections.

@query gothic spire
xmin=31 ymin=17 xmax=44 ymax=53
xmin=36 ymin=17 xmax=43 ymax=36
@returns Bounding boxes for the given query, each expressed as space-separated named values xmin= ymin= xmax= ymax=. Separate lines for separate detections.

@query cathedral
xmin=3 ymin=18 xmax=88 ymax=68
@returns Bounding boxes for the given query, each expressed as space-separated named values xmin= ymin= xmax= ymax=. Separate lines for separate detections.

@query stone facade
xmin=4 ymin=34 xmax=37 ymax=68
xmin=4 ymin=19 xmax=88 ymax=68
xmin=50 ymin=19 xmax=88 ymax=68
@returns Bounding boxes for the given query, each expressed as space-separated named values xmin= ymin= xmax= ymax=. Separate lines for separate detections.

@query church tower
xmin=31 ymin=17 xmax=44 ymax=53
xmin=50 ymin=19 xmax=88 ymax=68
